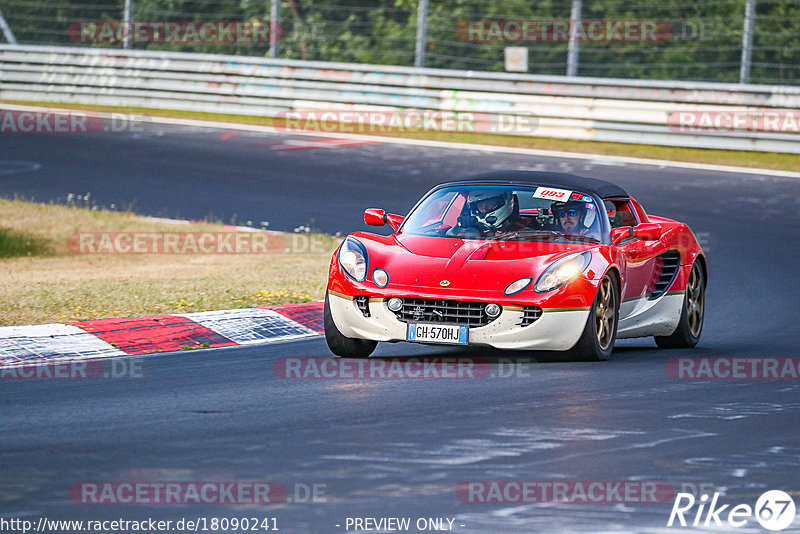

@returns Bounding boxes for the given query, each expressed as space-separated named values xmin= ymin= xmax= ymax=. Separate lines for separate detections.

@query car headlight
xmin=504 ymin=277 xmax=532 ymax=296
xmin=534 ymin=252 xmax=591 ymax=292
xmin=338 ymin=237 xmax=368 ymax=282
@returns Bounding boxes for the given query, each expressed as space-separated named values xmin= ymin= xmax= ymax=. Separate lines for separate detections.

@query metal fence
xmin=2 ymin=45 xmax=799 ymax=153
xmin=0 ymin=0 xmax=798 ymax=85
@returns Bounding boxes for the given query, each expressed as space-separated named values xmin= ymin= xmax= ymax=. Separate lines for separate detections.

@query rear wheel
xmin=655 ymin=260 xmax=705 ymax=349
xmin=569 ymin=274 xmax=619 ymax=361
xmin=324 ymin=291 xmax=377 ymax=358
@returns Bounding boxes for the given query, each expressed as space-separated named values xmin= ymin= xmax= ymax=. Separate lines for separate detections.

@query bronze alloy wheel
xmin=570 ymin=273 xmax=619 ymax=361
xmin=595 ymin=276 xmax=617 ymax=351
xmin=686 ymin=262 xmax=705 ymax=338
xmin=655 ymin=259 xmax=706 ymax=349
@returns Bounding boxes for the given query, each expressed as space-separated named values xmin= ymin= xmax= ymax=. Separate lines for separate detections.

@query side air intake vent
xmin=649 ymin=250 xmax=681 ymax=300
xmin=518 ymin=306 xmax=543 ymax=326
xmin=354 ymin=295 xmax=371 ymax=317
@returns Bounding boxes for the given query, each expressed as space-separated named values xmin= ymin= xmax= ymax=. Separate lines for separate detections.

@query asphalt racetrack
xmin=2 ymin=123 xmax=800 ymax=533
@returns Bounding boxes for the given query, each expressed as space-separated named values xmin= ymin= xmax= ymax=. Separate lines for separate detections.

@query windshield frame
xmin=399 ymin=181 xmax=614 ymax=245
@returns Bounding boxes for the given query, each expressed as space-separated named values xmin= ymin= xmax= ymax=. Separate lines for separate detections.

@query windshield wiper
xmin=561 ymin=234 xmax=601 ymax=244
xmin=495 ymin=230 xmax=599 ymax=244
xmin=496 ymin=230 xmax=564 ymax=241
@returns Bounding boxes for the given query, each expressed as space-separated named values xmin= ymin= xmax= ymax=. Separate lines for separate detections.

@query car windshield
xmin=401 ymin=185 xmax=604 ymax=244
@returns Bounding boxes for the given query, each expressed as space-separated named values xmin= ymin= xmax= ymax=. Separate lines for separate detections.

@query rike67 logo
xmin=668 ymin=490 xmax=796 ymax=531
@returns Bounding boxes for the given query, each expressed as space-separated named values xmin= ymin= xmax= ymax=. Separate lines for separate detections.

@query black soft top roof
xmin=442 ymin=171 xmax=629 ymax=199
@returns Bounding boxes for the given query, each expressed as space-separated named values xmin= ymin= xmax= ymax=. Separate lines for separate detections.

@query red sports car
xmin=324 ymin=171 xmax=706 ymax=360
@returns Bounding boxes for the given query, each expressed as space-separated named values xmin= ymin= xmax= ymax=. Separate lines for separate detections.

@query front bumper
xmin=328 ymin=292 xmax=589 ymax=351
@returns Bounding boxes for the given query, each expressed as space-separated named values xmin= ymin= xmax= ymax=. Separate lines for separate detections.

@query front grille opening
xmin=649 ymin=250 xmax=681 ymax=300
xmin=518 ymin=305 xmax=543 ymax=327
xmin=354 ymin=295 xmax=371 ymax=317
xmin=392 ymin=298 xmax=498 ymax=327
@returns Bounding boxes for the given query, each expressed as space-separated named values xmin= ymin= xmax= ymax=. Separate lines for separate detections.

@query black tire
xmin=568 ymin=273 xmax=619 ymax=361
xmin=324 ymin=291 xmax=377 ymax=358
xmin=655 ymin=260 xmax=705 ymax=349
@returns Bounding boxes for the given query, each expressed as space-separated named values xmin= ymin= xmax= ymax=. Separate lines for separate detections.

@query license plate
xmin=407 ymin=323 xmax=468 ymax=344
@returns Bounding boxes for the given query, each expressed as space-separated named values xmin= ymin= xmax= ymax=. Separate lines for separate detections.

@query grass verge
xmin=0 ymin=198 xmax=339 ymax=326
xmin=3 ymin=99 xmax=800 ymax=172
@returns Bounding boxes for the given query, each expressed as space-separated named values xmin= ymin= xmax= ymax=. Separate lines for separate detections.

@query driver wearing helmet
xmin=554 ymin=200 xmax=591 ymax=236
xmin=454 ymin=189 xmax=525 ymax=237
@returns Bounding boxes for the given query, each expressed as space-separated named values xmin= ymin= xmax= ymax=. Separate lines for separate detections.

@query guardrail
xmin=2 ymin=45 xmax=799 ymax=153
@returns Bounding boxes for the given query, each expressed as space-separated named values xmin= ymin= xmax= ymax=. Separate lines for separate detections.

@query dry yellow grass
xmin=0 ymin=199 xmax=340 ymax=326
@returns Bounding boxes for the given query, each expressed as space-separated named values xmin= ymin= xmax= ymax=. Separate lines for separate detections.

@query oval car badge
xmin=440 ymin=280 xmax=450 ymax=287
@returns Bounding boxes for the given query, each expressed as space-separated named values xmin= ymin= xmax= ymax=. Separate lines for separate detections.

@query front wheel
xmin=655 ymin=260 xmax=705 ymax=349
xmin=324 ymin=291 xmax=377 ymax=358
xmin=568 ymin=273 xmax=619 ymax=361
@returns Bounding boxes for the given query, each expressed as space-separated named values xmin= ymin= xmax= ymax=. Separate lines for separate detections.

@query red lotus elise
xmin=325 ymin=171 xmax=706 ymax=360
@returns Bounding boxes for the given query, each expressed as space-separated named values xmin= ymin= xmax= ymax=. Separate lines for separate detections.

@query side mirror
xmin=364 ymin=208 xmax=386 ymax=227
xmin=633 ymin=223 xmax=662 ymax=241
xmin=364 ymin=208 xmax=404 ymax=231
xmin=612 ymin=223 xmax=662 ymax=244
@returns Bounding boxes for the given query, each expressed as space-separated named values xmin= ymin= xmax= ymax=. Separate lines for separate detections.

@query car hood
xmin=355 ymin=233 xmax=597 ymax=292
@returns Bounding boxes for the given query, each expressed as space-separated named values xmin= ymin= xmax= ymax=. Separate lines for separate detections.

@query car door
xmin=606 ymin=199 xmax=664 ymax=319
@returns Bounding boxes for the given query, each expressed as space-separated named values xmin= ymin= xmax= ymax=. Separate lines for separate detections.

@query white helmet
xmin=468 ymin=190 xmax=514 ymax=230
